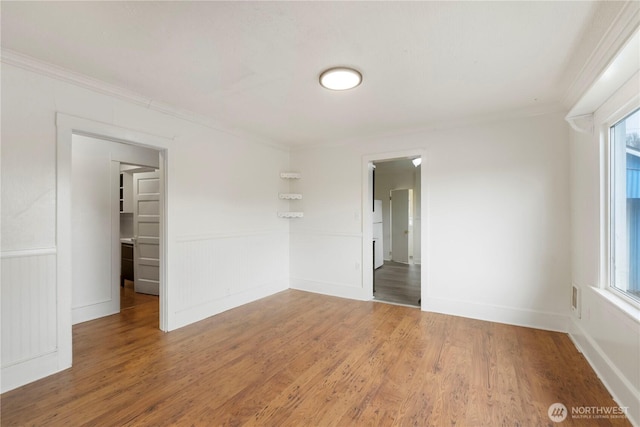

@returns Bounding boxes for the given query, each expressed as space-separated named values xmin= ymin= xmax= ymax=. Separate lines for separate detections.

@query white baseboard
xmin=170 ymin=280 xmax=288 ymax=331
xmin=423 ymin=296 xmax=569 ymax=332
xmin=568 ymin=319 xmax=640 ymax=427
xmin=1 ymin=350 xmax=68 ymax=393
xmin=72 ymin=301 xmax=119 ymax=325
xmin=134 ymin=280 xmax=159 ymax=296
xmin=290 ymin=277 xmax=369 ymax=301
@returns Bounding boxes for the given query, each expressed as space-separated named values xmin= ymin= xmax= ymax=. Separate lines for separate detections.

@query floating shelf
xmin=279 ymin=173 xmax=303 ymax=218
xmin=279 ymin=193 xmax=303 ymax=200
xmin=278 ymin=212 xmax=304 ymax=218
xmin=280 ymin=172 xmax=301 ymax=179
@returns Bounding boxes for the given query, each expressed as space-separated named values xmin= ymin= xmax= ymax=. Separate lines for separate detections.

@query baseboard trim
xmin=423 ymin=296 xmax=569 ymax=332
xmin=290 ymin=277 xmax=369 ymax=301
xmin=170 ymin=280 xmax=288 ymax=331
xmin=568 ymin=319 xmax=640 ymax=427
xmin=72 ymin=300 xmax=119 ymax=325
xmin=1 ymin=350 xmax=67 ymax=393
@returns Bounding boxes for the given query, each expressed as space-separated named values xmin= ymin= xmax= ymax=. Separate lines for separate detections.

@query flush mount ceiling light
xmin=319 ymin=67 xmax=362 ymax=90
xmin=412 ymin=158 xmax=422 ymax=167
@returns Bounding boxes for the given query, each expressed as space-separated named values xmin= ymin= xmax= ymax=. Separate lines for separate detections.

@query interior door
xmin=391 ymin=189 xmax=410 ymax=263
xmin=133 ymin=171 xmax=160 ymax=295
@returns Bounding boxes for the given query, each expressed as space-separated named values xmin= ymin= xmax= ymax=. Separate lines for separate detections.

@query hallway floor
xmin=120 ymin=279 xmax=158 ymax=311
xmin=373 ymin=261 xmax=420 ymax=307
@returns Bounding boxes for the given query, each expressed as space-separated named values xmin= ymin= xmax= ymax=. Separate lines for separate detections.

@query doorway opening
xmin=369 ymin=156 xmax=422 ymax=307
xmin=70 ymin=134 xmax=163 ymax=326
xmin=56 ymin=113 xmax=170 ymax=373
xmin=119 ymin=164 xmax=160 ymax=312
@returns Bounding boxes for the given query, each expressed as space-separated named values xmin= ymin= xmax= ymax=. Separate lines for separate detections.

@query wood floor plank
xmin=1 ymin=290 xmax=631 ymax=426
xmin=250 ymin=303 xmax=397 ymax=426
xmin=343 ymin=311 xmax=423 ymax=425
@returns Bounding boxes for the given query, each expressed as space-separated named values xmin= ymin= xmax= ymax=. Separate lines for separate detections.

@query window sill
xmin=591 ymin=287 xmax=640 ymax=325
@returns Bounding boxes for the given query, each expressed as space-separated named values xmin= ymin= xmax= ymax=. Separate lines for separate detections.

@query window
xmin=609 ymin=108 xmax=640 ymax=303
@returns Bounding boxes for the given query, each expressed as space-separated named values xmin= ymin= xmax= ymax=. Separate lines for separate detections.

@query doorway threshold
xmin=372 ymin=298 xmax=420 ymax=309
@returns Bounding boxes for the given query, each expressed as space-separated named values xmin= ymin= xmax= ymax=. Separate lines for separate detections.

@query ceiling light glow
xmin=412 ymin=158 xmax=422 ymax=167
xmin=319 ymin=67 xmax=362 ymax=90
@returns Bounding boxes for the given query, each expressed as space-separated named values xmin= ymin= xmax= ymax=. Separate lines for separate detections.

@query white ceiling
xmin=1 ymin=1 xmax=614 ymax=147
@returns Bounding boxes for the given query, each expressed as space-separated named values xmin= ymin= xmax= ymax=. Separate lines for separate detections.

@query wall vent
xmin=571 ymin=285 xmax=581 ymax=319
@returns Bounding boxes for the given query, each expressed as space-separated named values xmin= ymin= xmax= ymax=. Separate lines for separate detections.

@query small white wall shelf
xmin=279 ymin=172 xmax=303 ymax=218
xmin=279 ymin=193 xmax=302 ymax=200
xmin=278 ymin=212 xmax=304 ymax=218
xmin=280 ymin=172 xmax=301 ymax=179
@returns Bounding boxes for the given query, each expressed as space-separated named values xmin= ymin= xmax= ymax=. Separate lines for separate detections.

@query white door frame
xmin=361 ymin=149 xmax=426 ymax=308
xmin=56 ymin=113 xmax=171 ymax=369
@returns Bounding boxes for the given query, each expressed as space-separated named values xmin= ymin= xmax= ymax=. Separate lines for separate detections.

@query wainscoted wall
xmin=289 ymin=231 xmax=365 ymax=300
xmin=1 ymin=60 xmax=290 ymax=392
xmin=1 ymin=249 xmax=58 ymax=391
xmin=171 ymin=230 xmax=289 ymax=329
xmin=290 ymin=112 xmax=571 ymax=330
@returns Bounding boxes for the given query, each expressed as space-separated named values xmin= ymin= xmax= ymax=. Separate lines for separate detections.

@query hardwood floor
xmin=1 ymin=290 xmax=630 ymax=426
xmin=120 ymin=279 xmax=157 ymax=310
xmin=374 ymin=261 xmax=421 ymax=307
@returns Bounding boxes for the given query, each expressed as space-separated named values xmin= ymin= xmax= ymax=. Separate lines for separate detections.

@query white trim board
xmin=563 ymin=1 xmax=640 ymax=109
xmin=1 ymin=352 xmax=60 ymax=393
xmin=423 ymin=296 xmax=569 ymax=333
xmin=175 ymin=229 xmax=288 ymax=243
xmin=55 ymin=113 xmax=171 ymax=380
xmin=1 ymin=49 xmax=288 ymax=152
xmin=290 ymin=278 xmax=370 ymax=302
xmin=568 ymin=319 xmax=640 ymax=427
xmin=362 ymin=148 xmax=427 ymax=308
xmin=172 ymin=280 xmax=288 ymax=331
xmin=1 ymin=248 xmax=57 ymax=258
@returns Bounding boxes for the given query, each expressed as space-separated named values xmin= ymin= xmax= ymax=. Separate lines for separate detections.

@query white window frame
xmin=603 ymin=105 xmax=640 ymax=309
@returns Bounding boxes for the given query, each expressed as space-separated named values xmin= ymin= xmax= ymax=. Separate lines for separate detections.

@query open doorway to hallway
xmin=372 ymin=158 xmax=421 ymax=307
xmin=119 ymin=164 xmax=161 ymax=311
xmin=71 ymin=134 xmax=163 ymax=324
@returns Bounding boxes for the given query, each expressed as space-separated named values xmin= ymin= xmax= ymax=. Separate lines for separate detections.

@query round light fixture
xmin=319 ymin=67 xmax=362 ymax=90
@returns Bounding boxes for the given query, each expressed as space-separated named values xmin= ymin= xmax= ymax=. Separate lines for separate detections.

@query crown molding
xmin=1 ymin=49 xmax=151 ymax=106
xmin=0 ymin=49 xmax=289 ymax=152
xmin=563 ymin=1 xmax=640 ymax=110
xmin=290 ymin=102 xmax=567 ymax=152
xmin=566 ymin=113 xmax=594 ymax=135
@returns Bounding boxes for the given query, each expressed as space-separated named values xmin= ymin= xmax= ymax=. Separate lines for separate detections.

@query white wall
xmin=288 ymin=147 xmax=365 ymax=299
xmin=568 ymin=74 xmax=640 ymax=426
xmin=71 ymin=137 xmax=119 ymax=324
xmin=290 ymin=112 xmax=571 ymax=331
xmin=1 ymin=62 xmax=290 ymax=392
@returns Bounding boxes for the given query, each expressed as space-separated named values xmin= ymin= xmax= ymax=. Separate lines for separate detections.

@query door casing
xmin=361 ymin=149 xmax=426 ymax=307
xmin=57 ymin=113 xmax=170 ymax=372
